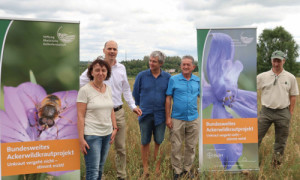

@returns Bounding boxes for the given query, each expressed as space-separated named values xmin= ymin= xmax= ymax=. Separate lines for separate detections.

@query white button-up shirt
xmin=80 ymin=62 xmax=137 ymax=110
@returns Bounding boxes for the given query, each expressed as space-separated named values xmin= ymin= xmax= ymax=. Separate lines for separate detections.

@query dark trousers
xmin=258 ymin=106 xmax=291 ymax=160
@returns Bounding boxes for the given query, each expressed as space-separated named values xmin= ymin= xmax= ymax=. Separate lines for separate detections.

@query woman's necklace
xmin=93 ymin=81 xmax=104 ymax=91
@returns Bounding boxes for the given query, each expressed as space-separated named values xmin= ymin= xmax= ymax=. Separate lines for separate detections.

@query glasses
xmin=273 ymin=75 xmax=278 ymax=85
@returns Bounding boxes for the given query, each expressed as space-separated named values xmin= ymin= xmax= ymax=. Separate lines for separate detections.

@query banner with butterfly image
xmin=0 ymin=18 xmax=80 ymax=179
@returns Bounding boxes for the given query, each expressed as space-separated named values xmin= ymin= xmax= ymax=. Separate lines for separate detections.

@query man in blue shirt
xmin=133 ymin=51 xmax=171 ymax=178
xmin=165 ymin=55 xmax=200 ymax=179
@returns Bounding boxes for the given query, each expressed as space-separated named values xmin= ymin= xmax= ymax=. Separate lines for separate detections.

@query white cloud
xmin=0 ymin=0 xmax=299 ymax=62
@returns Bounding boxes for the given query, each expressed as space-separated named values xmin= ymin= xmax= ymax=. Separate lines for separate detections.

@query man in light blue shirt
xmin=165 ymin=55 xmax=200 ymax=179
xmin=133 ymin=51 xmax=171 ymax=178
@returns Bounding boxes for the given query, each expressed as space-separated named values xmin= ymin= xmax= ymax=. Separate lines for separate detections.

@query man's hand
xmin=133 ymin=107 xmax=142 ymax=116
xmin=110 ymin=128 xmax=118 ymax=144
xmin=289 ymin=95 xmax=296 ymax=116
xmin=166 ymin=117 xmax=173 ymax=129
xmin=165 ymin=95 xmax=173 ymax=129
xmin=289 ymin=109 xmax=294 ymax=116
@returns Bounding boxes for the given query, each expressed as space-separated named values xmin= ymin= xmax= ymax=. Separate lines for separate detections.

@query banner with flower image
xmin=0 ymin=19 xmax=80 ymax=179
xmin=197 ymin=28 xmax=259 ymax=171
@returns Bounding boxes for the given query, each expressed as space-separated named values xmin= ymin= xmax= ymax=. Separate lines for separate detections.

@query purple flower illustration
xmin=203 ymin=33 xmax=257 ymax=169
xmin=0 ymin=82 xmax=78 ymax=176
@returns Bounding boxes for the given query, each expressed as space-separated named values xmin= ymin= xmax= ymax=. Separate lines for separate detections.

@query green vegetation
xmin=79 ymin=61 xmax=89 ymax=75
xmin=257 ymin=26 xmax=299 ymax=76
xmin=122 ymin=56 xmax=185 ymax=77
xmin=79 ymin=56 xmax=199 ymax=77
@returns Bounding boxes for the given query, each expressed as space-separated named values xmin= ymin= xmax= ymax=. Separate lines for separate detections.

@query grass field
xmin=81 ymin=77 xmax=300 ymax=180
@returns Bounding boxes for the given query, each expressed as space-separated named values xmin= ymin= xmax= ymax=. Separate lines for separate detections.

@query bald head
xmin=104 ymin=40 xmax=118 ymax=49
xmin=103 ymin=40 xmax=118 ymax=63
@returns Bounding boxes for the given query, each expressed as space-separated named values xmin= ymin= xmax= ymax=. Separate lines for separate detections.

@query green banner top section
xmin=197 ymin=29 xmax=209 ymax=75
xmin=0 ymin=20 xmax=11 ymax=56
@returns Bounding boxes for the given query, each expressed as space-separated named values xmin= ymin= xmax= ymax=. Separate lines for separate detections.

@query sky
xmin=0 ymin=0 xmax=300 ymax=62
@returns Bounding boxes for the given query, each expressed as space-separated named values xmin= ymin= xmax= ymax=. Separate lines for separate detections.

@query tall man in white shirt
xmin=80 ymin=40 xmax=142 ymax=180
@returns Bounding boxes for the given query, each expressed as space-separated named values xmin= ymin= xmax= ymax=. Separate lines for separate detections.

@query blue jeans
xmin=84 ymin=134 xmax=112 ymax=180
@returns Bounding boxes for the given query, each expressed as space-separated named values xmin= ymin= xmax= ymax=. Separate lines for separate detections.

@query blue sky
xmin=0 ymin=0 xmax=300 ymax=62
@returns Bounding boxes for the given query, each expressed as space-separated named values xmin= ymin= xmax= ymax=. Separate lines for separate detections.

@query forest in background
xmin=79 ymin=56 xmax=199 ymax=77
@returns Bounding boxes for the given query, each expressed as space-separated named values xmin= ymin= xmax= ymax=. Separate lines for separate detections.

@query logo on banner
xmin=43 ymin=26 xmax=76 ymax=47
xmin=57 ymin=26 xmax=75 ymax=43
xmin=230 ymin=32 xmax=254 ymax=47
xmin=240 ymin=32 xmax=254 ymax=44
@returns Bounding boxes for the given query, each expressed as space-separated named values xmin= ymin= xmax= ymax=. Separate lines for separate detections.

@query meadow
xmin=80 ymin=77 xmax=300 ymax=180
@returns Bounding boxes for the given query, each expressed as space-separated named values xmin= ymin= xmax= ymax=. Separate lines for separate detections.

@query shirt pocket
xmin=279 ymin=79 xmax=291 ymax=91
xmin=190 ymin=81 xmax=200 ymax=95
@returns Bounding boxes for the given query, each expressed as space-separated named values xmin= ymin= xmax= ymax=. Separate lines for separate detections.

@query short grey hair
xmin=150 ymin=51 xmax=166 ymax=64
xmin=181 ymin=55 xmax=195 ymax=64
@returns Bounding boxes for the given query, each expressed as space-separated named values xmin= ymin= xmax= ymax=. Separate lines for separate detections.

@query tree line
xmin=80 ymin=26 xmax=300 ymax=77
xmin=257 ymin=26 xmax=299 ymax=76
xmin=121 ymin=56 xmax=199 ymax=77
xmin=80 ymin=56 xmax=198 ymax=77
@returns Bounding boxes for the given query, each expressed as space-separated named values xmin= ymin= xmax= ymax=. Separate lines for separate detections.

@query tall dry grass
xmin=81 ymin=78 xmax=300 ymax=180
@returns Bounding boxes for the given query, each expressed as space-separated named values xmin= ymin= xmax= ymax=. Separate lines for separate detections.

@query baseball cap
xmin=271 ymin=50 xmax=286 ymax=60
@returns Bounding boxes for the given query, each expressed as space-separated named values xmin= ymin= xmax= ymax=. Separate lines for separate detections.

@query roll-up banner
xmin=197 ymin=28 xmax=259 ymax=171
xmin=0 ymin=18 xmax=80 ymax=179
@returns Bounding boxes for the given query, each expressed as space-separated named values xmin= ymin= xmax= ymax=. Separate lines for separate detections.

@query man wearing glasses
xmin=257 ymin=50 xmax=299 ymax=167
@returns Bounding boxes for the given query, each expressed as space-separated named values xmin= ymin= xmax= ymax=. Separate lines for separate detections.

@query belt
xmin=114 ymin=105 xmax=123 ymax=112
xmin=262 ymin=106 xmax=288 ymax=111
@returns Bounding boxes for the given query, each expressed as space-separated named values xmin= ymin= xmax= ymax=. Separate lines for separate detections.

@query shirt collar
xmin=113 ymin=62 xmax=120 ymax=67
xmin=146 ymin=69 xmax=165 ymax=77
xmin=179 ymin=73 xmax=197 ymax=81
xmin=269 ymin=69 xmax=286 ymax=76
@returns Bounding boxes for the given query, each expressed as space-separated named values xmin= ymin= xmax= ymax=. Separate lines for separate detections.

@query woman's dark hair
xmin=87 ymin=57 xmax=111 ymax=81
